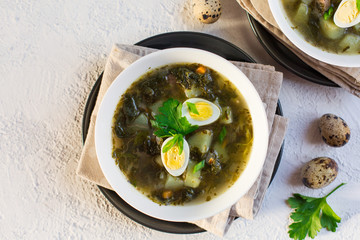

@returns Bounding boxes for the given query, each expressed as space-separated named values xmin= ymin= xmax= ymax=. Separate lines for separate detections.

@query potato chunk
xmin=184 ymin=161 xmax=201 ymax=188
xmin=293 ymin=3 xmax=310 ymax=25
xmin=338 ymin=34 xmax=360 ymax=53
xmin=319 ymin=18 xmax=345 ymax=40
xmin=188 ymin=130 xmax=213 ymax=154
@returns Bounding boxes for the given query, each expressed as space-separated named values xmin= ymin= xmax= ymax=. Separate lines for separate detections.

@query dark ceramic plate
xmin=247 ymin=14 xmax=339 ymax=87
xmin=82 ymin=32 xmax=284 ymax=234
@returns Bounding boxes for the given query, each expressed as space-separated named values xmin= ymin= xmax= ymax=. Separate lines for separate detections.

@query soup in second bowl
xmin=111 ymin=63 xmax=253 ymax=206
xmin=282 ymin=0 xmax=360 ymax=54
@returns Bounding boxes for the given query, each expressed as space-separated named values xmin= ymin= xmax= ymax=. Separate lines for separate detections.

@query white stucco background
xmin=1 ymin=0 xmax=359 ymax=239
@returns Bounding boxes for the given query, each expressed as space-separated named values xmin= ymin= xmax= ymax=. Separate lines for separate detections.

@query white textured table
xmin=1 ymin=0 xmax=360 ymax=239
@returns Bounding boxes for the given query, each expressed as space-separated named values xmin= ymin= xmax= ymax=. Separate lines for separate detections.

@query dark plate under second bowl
xmin=247 ymin=13 xmax=339 ymax=87
xmin=82 ymin=32 xmax=284 ymax=234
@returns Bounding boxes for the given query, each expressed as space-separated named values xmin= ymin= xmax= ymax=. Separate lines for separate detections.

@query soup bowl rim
xmin=268 ymin=0 xmax=360 ymax=67
xmin=95 ymin=47 xmax=269 ymax=222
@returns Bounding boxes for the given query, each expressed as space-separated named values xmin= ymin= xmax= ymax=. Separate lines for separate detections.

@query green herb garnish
xmin=323 ymin=6 xmax=334 ymax=20
xmin=162 ymin=134 xmax=184 ymax=154
xmin=287 ymin=183 xmax=346 ymax=240
xmin=357 ymin=0 xmax=360 ymax=11
xmin=219 ymin=126 xmax=227 ymax=143
xmin=193 ymin=160 xmax=205 ymax=173
xmin=151 ymin=98 xmax=198 ymax=153
xmin=186 ymin=102 xmax=199 ymax=115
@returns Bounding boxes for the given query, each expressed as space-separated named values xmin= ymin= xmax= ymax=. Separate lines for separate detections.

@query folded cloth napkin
xmin=237 ymin=0 xmax=360 ymax=97
xmin=77 ymin=44 xmax=289 ymax=236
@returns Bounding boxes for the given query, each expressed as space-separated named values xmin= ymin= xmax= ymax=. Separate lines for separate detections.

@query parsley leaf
xmin=219 ymin=126 xmax=227 ymax=143
xmin=186 ymin=102 xmax=199 ymax=115
xmin=287 ymin=183 xmax=346 ymax=240
xmin=323 ymin=6 xmax=334 ymax=20
xmin=151 ymin=98 xmax=198 ymax=136
xmin=151 ymin=98 xmax=198 ymax=152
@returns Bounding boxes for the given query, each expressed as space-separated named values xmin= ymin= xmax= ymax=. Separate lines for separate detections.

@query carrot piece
xmin=196 ymin=66 xmax=206 ymax=74
xmin=162 ymin=190 xmax=173 ymax=199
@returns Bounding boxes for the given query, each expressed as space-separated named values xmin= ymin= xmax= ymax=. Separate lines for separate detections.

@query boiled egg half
xmin=161 ymin=136 xmax=190 ymax=176
xmin=334 ymin=0 xmax=360 ymax=28
xmin=182 ymin=98 xmax=221 ymax=126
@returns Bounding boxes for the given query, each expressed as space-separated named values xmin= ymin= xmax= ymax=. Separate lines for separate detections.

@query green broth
xmin=111 ymin=63 xmax=253 ymax=205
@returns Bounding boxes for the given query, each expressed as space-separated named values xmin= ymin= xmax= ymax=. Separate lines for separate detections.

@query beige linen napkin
xmin=237 ymin=0 xmax=360 ymax=97
xmin=77 ymin=44 xmax=288 ymax=236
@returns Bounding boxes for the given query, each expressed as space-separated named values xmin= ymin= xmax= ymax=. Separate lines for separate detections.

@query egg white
xmin=334 ymin=0 xmax=360 ymax=28
xmin=182 ymin=98 xmax=221 ymax=126
xmin=161 ymin=136 xmax=190 ymax=177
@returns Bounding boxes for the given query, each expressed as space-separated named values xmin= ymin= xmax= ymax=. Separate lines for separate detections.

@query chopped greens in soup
xmin=282 ymin=0 xmax=360 ymax=54
xmin=112 ymin=63 xmax=253 ymax=205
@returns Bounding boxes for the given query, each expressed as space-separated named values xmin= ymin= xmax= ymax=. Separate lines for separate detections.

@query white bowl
xmin=268 ymin=0 xmax=360 ymax=67
xmin=95 ymin=48 xmax=268 ymax=222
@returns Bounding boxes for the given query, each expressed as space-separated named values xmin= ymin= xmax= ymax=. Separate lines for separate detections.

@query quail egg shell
xmin=182 ymin=98 xmax=221 ymax=126
xmin=301 ymin=157 xmax=338 ymax=189
xmin=193 ymin=0 xmax=222 ymax=24
xmin=319 ymin=113 xmax=350 ymax=147
xmin=161 ymin=136 xmax=190 ymax=176
xmin=334 ymin=0 xmax=360 ymax=28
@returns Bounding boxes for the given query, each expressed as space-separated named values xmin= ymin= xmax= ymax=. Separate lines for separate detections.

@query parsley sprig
xmin=151 ymin=98 xmax=198 ymax=153
xmin=287 ymin=183 xmax=346 ymax=240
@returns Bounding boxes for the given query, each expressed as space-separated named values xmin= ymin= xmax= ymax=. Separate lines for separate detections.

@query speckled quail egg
xmin=319 ymin=113 xmax=350 ymax=147
xmin=161 ymin=136 xmax=190 ymax=176
xmin=301 ymin=157 xmax=338 ymax=189
xmin=334 ymin=0 xmax=360 ymax=28
xmin=182 ymin=98 xmax=221 ymax=126
xmin=193 ymin=0 xmax=222 ymax=24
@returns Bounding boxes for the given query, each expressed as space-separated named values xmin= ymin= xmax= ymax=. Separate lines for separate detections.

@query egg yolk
xmin=163 ymin=145 xmax=185 ymax=170
xmin=336 ymin=0 xmax=359 ymax=24
xmin=189 ymin=102 xmax=213 ymax=121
